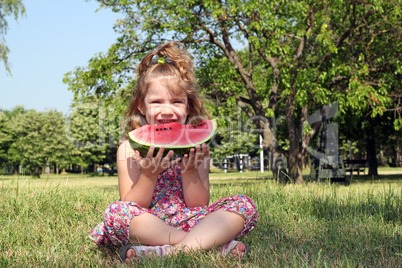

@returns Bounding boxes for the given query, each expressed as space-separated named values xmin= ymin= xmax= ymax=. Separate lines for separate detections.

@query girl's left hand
xmin=179 ymin=143 xmax=209 ymax=173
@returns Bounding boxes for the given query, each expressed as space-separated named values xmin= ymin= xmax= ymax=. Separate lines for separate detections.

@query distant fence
xmin=212 ymin=154 xmax=270 ymax=173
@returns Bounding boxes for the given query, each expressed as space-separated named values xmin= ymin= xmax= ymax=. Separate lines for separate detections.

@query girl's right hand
xmin=132 ymin=146 xmax=180 ymax=177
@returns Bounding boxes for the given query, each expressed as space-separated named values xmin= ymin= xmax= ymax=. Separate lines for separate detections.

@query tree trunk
xmin=397 ymin=140 xmax=401 ymax=167
xmin=261 ymin=120 xmax=286 ymax=182
xmin=287 ymin=128 xmax=303 ymax=184
xmin=34 ymin=168 xmax=40 ymax=178
xmin=367 ymin=129 xmax=378 ymax=176
xmin=285 ymin=99 xmax=304 ymax=184
xmin=56 ymin=163 xmax=59 ymax=175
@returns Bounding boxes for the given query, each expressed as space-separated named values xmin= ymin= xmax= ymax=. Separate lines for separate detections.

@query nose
xmin=160 ymin=104 xmax=174 ymax=115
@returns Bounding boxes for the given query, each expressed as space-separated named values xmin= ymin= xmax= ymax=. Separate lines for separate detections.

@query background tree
xmin=65 ymin=97 xmax=120 ymax=174
xmin=0 ymin=107 xmax=77 ymax=177
xmin=41 ymin=110 xmax=74 ymax=175
xmin=0 ymin=0 xmax=25 ymax=73
xmin=8 ymin=110 xmax=48 ymax=177
xmin=0 ymin=106 xmax=26 ymax=173
xmin=64 ymin=0 xmax=401 ymax=183
xmin=198 ymin=51 xmax=272 ymax=167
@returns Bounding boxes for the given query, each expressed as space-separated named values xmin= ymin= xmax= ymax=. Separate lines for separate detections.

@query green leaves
xmin=0 ymin=108 xmax=70 ymax=176
xmin=0 ymin=102 xmax=122 ymax=176
xmin=0 ymin=0 xmax=25 ymax=73
xmin=60 ymin=0 xmax=401 ymax=181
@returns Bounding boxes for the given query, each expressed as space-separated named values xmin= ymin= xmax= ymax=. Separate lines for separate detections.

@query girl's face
xmin=139 ymin=80 xmax=188 ymax=125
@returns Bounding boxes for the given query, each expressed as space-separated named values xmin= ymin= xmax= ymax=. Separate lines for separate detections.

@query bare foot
xmin=121 ymin=245 xmax=172 ymax=263
xmin=124 ymin=248 xmax=137 ymax=263
xmin=231 ymin=242 xmax=247 ymax=258
xmin=219 ymin=240 xmax=249 ymax=259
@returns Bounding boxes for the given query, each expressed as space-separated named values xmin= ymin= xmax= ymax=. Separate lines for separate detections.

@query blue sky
xmin=0 ymin=0 xmax=119 ymax=115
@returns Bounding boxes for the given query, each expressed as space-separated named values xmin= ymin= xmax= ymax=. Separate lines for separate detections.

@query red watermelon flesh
xmin=128 ymin=119 xmax=217 ymax=157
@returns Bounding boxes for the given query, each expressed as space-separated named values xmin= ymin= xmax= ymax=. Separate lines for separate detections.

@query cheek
xmin=178 ymin=106 xmax=188 ymax=117
xmin=182 ymin=108 xmax=189 ymax=123
xmin=145 ymin=105 xmax=158 ymax=116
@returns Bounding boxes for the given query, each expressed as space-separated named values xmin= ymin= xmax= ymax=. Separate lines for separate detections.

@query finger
xmin=196 ymin=144 xmax=204 ymax=155
xmin=147 ymin=146 xmax=156 ymax=158
xmin=132 ymin=151 xmax=142 ymax=161
xmin=195 ymin=145 xmax=204 ymax=160
xmin=179 ymin=154 xmax=189 ymax=172
xmin=187 ymin=148 xmax=195 ymax=161
xmin=171 ymin=157 xmax=181 ymax=166
xmin=164 ymin=150 xmax=174 ymax=160
xmin=155 ymin=147 xmax=166 ymax=159
xmin=181 ymin=153 xmax=189 ymax=162
xmin=160 ymin=150 xmax=176 ymax=170
xmin=202 ymin=144 xmax=210 ymax=156
xmin=179 ymin=154 xmax=189 ymax=168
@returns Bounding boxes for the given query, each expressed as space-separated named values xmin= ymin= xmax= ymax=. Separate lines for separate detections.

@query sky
xmin=0 ymin=0 xmax=120 ymax=115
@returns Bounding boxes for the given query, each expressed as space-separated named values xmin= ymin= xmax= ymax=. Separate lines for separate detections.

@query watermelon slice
xmin=128 ymin=119 xmax=217 ymax=157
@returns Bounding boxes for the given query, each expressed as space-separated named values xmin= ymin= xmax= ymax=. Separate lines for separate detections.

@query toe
xmin=125 ymin=248 xmax=136 ymax=263
xmin=232 ymin=243 xmax=246 ymax=258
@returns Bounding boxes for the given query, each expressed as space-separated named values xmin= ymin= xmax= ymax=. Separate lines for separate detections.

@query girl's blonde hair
xmin=123 ymin=41 xmax=209 ymax=136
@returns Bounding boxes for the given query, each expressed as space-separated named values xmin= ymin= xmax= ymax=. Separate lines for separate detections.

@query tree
xmin=64 ymin=0 xmax=401 ymax=183
xmin=0 ymin=0 xmax=25 ymax=73
xmin=0 ymin=106 xmax=26 ymax=173
xmin=0 ymin=107 xmax=74 ymax=177
xmin=6 ymin=109 xmax=71 ymax=177
xmin=7 ymin=110 xmax=48 ymax=177
xmin=65 ymin=97 xmax=120 ymax=174
xmin=41 ymin=110 xmax=74 ymax=175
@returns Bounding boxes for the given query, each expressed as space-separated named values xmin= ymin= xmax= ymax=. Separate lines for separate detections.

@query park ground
xmin=0 ymin=167 xmax=401 ymax=267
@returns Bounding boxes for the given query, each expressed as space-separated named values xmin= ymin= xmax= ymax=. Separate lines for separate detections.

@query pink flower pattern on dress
xmin=89 ymin=164 xmax=258 ymax=247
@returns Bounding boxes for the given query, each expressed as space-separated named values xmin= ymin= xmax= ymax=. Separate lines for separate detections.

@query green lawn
xmin=1 ymin=170 xmax=401 ymax=267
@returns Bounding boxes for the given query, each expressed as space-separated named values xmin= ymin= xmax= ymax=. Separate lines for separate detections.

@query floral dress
xmin=89 ymin=165 xmax=258 ymax=247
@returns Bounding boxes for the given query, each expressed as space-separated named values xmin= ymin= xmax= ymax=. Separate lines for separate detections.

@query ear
xmin=138 ymin=104 xmax=145 ymax=115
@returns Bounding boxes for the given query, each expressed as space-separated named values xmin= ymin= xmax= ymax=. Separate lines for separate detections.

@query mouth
xmin=158 ymin=120 xmax=177 ymax=125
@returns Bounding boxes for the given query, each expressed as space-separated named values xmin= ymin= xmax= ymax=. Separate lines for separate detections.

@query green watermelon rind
xmin=128 ymin=120 xmax=217 ymax=157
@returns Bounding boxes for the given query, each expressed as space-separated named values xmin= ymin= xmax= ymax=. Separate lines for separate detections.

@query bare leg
xmin=128 ymin=212 xmax=187 ymax=245
xmin=124 ymin=212 xmax=187 ymax=262
xmin=174 ymin=210 xmax=245 ymax=254
xmin=124 ymin=210 xmax=247 ymax=261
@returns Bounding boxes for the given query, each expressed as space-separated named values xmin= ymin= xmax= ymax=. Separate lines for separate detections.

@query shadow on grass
xmin=304 ymin=173 xmax=402 ymax=185
xmin=350 ymin=174 xmax=402 ymax=182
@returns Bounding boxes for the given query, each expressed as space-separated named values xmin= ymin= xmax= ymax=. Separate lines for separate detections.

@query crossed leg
xmin=124 ymin=210 xmax=246 ymax=262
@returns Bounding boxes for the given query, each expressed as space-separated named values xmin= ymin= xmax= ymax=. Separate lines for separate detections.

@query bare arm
xmin=180 ymin=144 xmax=210 ymax=208
xmin=117 ymin=140 xmax=180 ymax=208
xmin=117 ymin=141 xmax=156 ymax=207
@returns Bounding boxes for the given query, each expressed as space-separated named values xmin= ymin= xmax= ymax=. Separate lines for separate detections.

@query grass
xmin=0 ymin=171 xmax=401 ymax=267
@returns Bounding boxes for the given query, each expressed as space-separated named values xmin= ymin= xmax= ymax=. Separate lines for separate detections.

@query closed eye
xmin=173 ymin=98 xmax=186 ymax=104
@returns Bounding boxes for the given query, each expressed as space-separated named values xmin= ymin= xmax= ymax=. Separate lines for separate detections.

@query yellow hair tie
xmin=157 ymin=57 xmax=166 ymax=64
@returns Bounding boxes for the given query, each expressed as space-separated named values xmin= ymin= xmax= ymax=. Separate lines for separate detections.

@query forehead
xmin=146 ymin=76 xmax=187 ymax=99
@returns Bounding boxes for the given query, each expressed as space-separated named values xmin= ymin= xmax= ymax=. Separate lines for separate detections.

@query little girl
xmin=89 ymin=41 xmax=258 ymax=262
